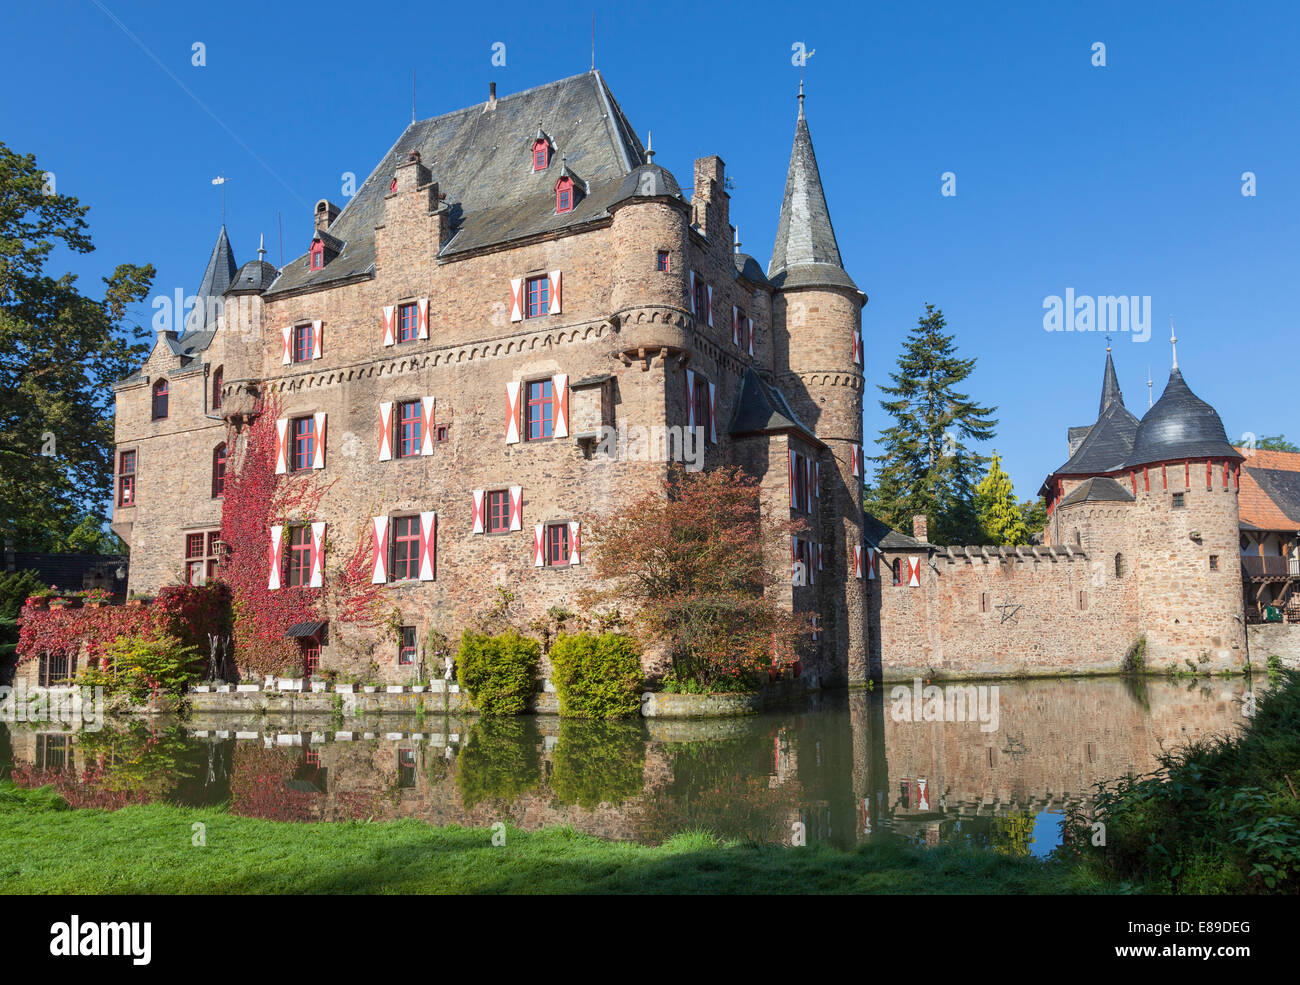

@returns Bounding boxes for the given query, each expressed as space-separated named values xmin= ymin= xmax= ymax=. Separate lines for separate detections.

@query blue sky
xmin=3 ymin=0 xmax=1296 ymax=499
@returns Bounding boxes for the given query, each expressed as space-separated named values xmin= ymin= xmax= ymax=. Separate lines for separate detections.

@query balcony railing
xmin=1241 ymin=555 xmax=1300 ymax=578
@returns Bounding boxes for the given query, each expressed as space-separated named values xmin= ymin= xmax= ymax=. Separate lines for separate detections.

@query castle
xmin=109 ymin=71 xmax=869 ymax=685
xmin=108 ymin=70 xmax=1251 ymax=687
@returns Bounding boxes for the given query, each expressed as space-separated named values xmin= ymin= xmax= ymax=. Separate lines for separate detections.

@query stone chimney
xmin=485 ymin=81 xmax=497 ymax=112
xmin=692 ymin=155 xmax=730 ymax=245
xmin=314 ymin=199 xmax=341 ymax=232
xmin=912 ymin=515 xmax=929 ymax=543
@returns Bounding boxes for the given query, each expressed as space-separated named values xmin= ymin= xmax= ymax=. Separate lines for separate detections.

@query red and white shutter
xmin=807 ymin=542 xmax=815 ymax=585
xmin=420 ymin=396 xmax=435 ymax=455
xmin=552 ymin=374 xmax=569 ymax=438
xmin=509 ymin=278 xmax=523 ymax=322
xmin=706 ymin=284 xmax=713 ymax=326
xmin=381 ymin=305 xmax=396 ymax=347
xmin=548 ymin=270 xmax=562 ymax=315
xmin=312 ymin=412 xmax=326 ymax=469
xmin=309 ymin=521 xmax=326 ymax=588
xmin=509 ymin=486 xmax=523 ymax=531
xmin=732 ymin=306 xmax=741 ymax=345
xmin=417 ymin=298 xmax=429 ymax=340
xmin=274 ymin=418 xmax=289 ymax=475
xmin=505 ymin=381 xmax=521 ymax=444
xmin=907 ymin=556 xmax=922 ymax=588
xmin=419 ymin=512 xmax=436 ymax=581
xmin=805 ymin=458 xmax=813 ymax=513
xmin=312 ymin=320 xmax=323 ymax=360
xmin=533 ymin=524 xmax=545 ymax=567
xmin=567 ymin=521 xmax=581 ymax=565
xmin=708 ymin=381 xmax=717 ymax=443
xmin=817 ymin=543 xmax=823 ymax=571
xmin=850 ymin=442 xmax=861 ymax=478
xmin=791 ymin=535 xmax=800 ymax=584
xmin=281 ymin=326 xmax=292 ymax=365
xmin=689 ymin=271 xmax=697 ymax=316
xmin=788 ymin=450 xmax=796 ymax=509
xmin=685 ymin=370 xmax=696 ymax=430
xmin=472 ymin=490 xmax=485 ymax=534
xmin=852 ymin=331 xmax=863 ymax=366
xmin=856 ymin=545 xmax=866 ymax=580
xmin=371 ymin=516 xmax=389 ymax=584
xmin=377 ymin=402 xmax=393 ymax=461
xmin=747 ymin=317 xmax=754 ymax=356
xmin=917 ymin=778 xmax=929 ymax=812
xmin=268 ymin=525 xmax=283 ymax=590
xmin=814 ymin=461 xmax=820 ymax=500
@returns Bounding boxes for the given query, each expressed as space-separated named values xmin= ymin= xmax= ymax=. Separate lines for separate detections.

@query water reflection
xmin=1 ymin=678 xmax=1254 ymax=851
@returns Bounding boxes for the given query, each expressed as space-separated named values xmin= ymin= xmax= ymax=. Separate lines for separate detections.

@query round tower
xmin=1125 ymin=340 xmax=1246 ymax=671
xmin=768 ymin=88 xmax=870 ymax=685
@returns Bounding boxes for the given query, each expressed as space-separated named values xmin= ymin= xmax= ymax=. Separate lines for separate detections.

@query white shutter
xmin=417 ymin=298 xmax=429 ymax=340
xmin=275 ymin=418 xmax=288 ymax=475
xmin=568 ymin=521 xmax=581 ymax=565
xmin=549 ymin=270 xmax=562 ymax=315
xmin=281 ymin=326 xmax=292 ymax=365
xmin=686 ymin=369 xmax=695 ymax=430
xmin=312 ymin=412 xmax=326 ymax=470
xmin=552 ymin=374 xmax=569 ymax=438
xmin=708 ymin=381 xmax=716 ymax=444
xmin=420 ymin=396 xmax=435 ymax=456
xmin=788 ymin=449 xmax=796 ymax=509
xmin=378 ymin=402 xmax=393 ymax=461
xmin=371 ymin=516 xmax=389 ymax=584
xmin=509 ymin=278 xmax=523 ymax=322
xmin=908 ymin=556 xmax=921 ymax=588
xmin=268 ymin=525 xmax=283 ymax=591
xmin=689 ymin=270 xmax=697 ymax=315
xmin=505 ymin=381 xmax=521 ymax=444
xmin=419 ymin=512 xmax=436 ymax=581
xmin=309 ymin=521 xmax=326 ymax=587
xmin=381 ymin=305 xmax=395 ymax=347
xmin=312 ymin=320 xmax=323 ymax=359
xmin=706 ymin=284 xmax=713 ymax=326
xmin=747 ymin=317 xmax=754 ymax=356
xmin=472 ymin=490 xmax=485 ymax=534
xmin=534 ymin=524 xmax=545 ymax=567
xmin=509 ymin=486 xmax=523 ymax=531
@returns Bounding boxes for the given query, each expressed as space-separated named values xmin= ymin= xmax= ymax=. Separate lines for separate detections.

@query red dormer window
xmin=309 ymin=241 xmax=324 ymax=270
xmin=556 ymin=176 xmax=574 ymax=214
xmin=532 ymin=139 xmax=549 ymax=172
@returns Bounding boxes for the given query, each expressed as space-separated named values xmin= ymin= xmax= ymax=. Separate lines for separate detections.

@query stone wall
xmin=1248 ymin=622 xmax=1300 ymax=669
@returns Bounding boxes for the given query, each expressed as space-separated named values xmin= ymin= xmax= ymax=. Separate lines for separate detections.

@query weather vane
xmin=211 ymin=173 xmax=228 ymax=224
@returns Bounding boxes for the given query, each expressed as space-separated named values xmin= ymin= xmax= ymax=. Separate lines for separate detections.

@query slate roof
xmin=767 ymin=94 xmax=858 ymax=293
xmin=266 ymin=70 xmax=645 ymax=297
xmin=728 ymin=368 xmax=820 ymax=444
xmin=733 ymin=252 xmax=770 ymax=286
xmin=611 ymin=161 xmax=682 ymax=206
xmin=177 ymin=225 xmax=238 ymax=353
xmin=1054 ymin=399 xmax=1139 ymax=476
xmin=227 ymin=259 xmax=279 ymax=295
xmin=1123 ymin=367 xmax=1242 ymax=469
xmin=863 ymin=510 xmax=926 ymax=549
xmin=1098 ymin=350 xmax=1123 ymax=417
xmin=1057 ymin=476 xmax=1136 ymax=508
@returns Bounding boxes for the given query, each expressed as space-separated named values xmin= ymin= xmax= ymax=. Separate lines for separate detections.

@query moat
xmin=0 ymin=677 xmax=1254 ymax=853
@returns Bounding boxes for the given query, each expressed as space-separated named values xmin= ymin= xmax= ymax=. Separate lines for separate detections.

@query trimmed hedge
xmin=456 ymin=629 xmax=540 ymax=715
xmin=549 ymin=632 xmax=643 ymax=719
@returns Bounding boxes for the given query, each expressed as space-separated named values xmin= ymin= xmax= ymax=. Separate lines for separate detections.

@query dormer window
xmin=556 ymin=176 xmax=574 ymax=214
xmin=309 ymin=241 xmax=324 ymax=270
xmin=532 ymin=138 xmax=550 ymax=172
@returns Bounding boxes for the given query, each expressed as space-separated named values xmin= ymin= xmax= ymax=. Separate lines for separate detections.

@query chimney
xmin=912 ymin=515 xmax=929 ymax=543
xmin=692 ymin=155 xmax=729 ymax=244
xmin=314 ymin=199 xmax=341 ymax=232
xmin=486 ymin=81 xmax=497 ymax=111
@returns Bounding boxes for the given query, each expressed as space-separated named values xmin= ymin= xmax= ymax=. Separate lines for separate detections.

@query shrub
xmin=549 ymin=631 xmax=643 ymax=719
xmin=456 ymin=629 xmax=540 ymax=715
xmin=96 ymin=633 xmax=203 ymax=701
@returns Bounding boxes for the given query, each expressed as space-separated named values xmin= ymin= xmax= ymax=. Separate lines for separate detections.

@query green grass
xmin=0 ymin=783 xmax=1098 ymax=894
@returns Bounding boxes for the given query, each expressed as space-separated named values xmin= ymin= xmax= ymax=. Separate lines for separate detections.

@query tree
xmin=974 ymin=453 xmax=1030 ymax=545
xmin=865 ymin=304 xmax=997 ymax=544
xmin=0 ymin=569 xmax=45 ymax=672
xmin=1019 ymin=496 xmax=1048 ymax=541
xmin=0 ymin=142 xmax=153 ymax=552
xmin=1257 ymin=435 xmax=1299 ymax=452
xmin=583 ymin=465 xmax=808 ymax=690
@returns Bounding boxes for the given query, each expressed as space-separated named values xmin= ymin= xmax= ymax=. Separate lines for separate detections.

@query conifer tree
xmin=975 ymin=452 xmax=1030 ymax=545
xmin=865 ymin=304 xmax=997 ymax=544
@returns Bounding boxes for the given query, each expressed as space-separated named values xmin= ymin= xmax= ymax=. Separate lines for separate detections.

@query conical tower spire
xmin=183 ymin=224 xmax=238 ymax=341
xmin=767 ymin=86 xmax=855 ymax=291
xmin=1099 ymin=348 xmax=1124 ymax=417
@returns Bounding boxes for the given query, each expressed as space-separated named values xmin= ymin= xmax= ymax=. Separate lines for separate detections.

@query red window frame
xmin=532 ymin=140 xmax=549 ymax=171
xmin=545 ymin=523 xmax=570 ymax=566
xmin=398 ymin=625 xmax=417 ymax=665
xmin=287 ymin=526 xmax=312 ymax=588
xmin=309 ymin=242 xmax=324 ymax=269
xmin=212 ymin=443 xmax=226 ymax=498
xmin=302 ymin=642 xmax=320 ymax=679
xmin=390 ymin=516 xmax=420 ymax=581
xmin=152 ymin=379 xmax=169 ymax=419
xmin=892 ymin=559 xmax=902 ymax=586
xmin=556 ymin=178 xmax=573 ymax=214
xmin=793 ymin=452 xmax=808 ymax=508
xmin=525 ymin=276 xmax=550 ymax=318
xmin=398 ymin=302 xmax=418 ymax=342
xmin=694 ymin=377 xmax=710 ymax=439
xmin=212 ymin=367 xmax=223 ymax=410
xmin=693 ymin=280 xmax=707 ymax=320
xmin=486 ymin=490 xmax=510 ymax=534
xmin=207 ymin=532 xmax=222 ymax=581
xmin=186 ymin=532 xmax=205 ymax=586
xmin=656 ymin=251 xmax=669 ymax=272
xmin=435 ymin=424 xmax=449 ymax=443
xmin=397 ymin=401 xmax=421 ymax=458
xmin=525 ymin=379 xmax=554 ymax=440
xmin=118 ymin=450 xmax=136 ymax=506
xmin=293 ymin=323 xmax=313 ymax=362
xmin=292 ymin=416 xmax=315 ymax=472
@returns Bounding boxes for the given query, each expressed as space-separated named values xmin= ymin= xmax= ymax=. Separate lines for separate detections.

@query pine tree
xmin=866 ymin=304 xmax=997 ymax=544
xmin=975 ymin=453 xmax=1029 ymax=545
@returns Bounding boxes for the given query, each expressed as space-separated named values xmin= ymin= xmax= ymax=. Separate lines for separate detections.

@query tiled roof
xmin=1234 ymin=447 xmax=1300 ymax=531
xmin=266 ymin=70 xmax=645 ymax=297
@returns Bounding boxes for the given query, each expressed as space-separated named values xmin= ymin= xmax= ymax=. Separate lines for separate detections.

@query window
xmin=118 ymin=450 xmax=136 ymax=506
xmin=486 ymin=490 xmax=510 ymax=534
xmin=309 ymin=241 xmax=324 ymax=270
xmin=793 ymin=453 xmax=808 ymax=509
xmin=656 ymin=250 xmax=669 ymax=272
xmin=212 ymin=366 xmax=223 ymax=410
xmin=693 ymin=279 xmax=707 ymax=321
xmin=212 ymin=443 xmax=226 ymax=498
xmin=435 ymin=424 xmax=449 ymax=443
xmin=186 ymin=532 xmax=205 ymax=585
xmin=292 ymin=417 xmax=316 ymax=472
xmin=391 ymin=516 xmax=421 ymax=581
xmin=397 ymin=400 xmax=421 ymax=458
xmin=1172 ymin=492 xmax=1185 ymax=509
xmin=287 ymin=526 xmax=312 ymax=588
xmin=545 ymin=523 xmax=570 ymax=566
xmin=398 ymin=626 xmax=417 ymax=665
xmin=206 ymin=531 xmax=222 ymax=581
xmin=1209 ymin=555 xmax=1220 ymax=571
xmin=397 ymin=747 xmax=417 ymax=787
xmin=980 ymin=592 xmax=989 ymax=613
xmin=293 ymin=323 xmax=313 ymax=362
xmin=694 ymin=378 xmax=711 ymax=441
xmin=1078 ymin=590 xmax=1088 ymax=611
xmin=556 ymin=178 xmax=573 ymax=214
xmin=525 ymin=276 xmax=550 ymax=318
xmin=532 ymin=140 xmax=549 ymax=171
xmin=397 ymin=302 xmax=418 ymax=342
xmin=302 ymin=642 xmax=320 ymax=679
xmin=892 ymin=559 xmax=902 ymax=586
xmin=152 ymin=379 xmax=169 ymax=419
xmin=1114 ymin=553 xmax=1124 ymax=579
xmin=525 ymin=379 xmax=554 ymax=440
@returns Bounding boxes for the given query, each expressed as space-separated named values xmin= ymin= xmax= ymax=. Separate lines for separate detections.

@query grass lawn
xmin=0 ymin=783 xmax=1100 ymax=894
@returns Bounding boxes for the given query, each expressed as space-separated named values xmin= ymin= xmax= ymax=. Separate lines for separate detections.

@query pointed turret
xmin=182 ymin=225 xmax=238 ymax=347
xmin=1099 ymin=349 xmax=1124 ymax=417
xmin=768 ymin=86 xmax=858 ymax=292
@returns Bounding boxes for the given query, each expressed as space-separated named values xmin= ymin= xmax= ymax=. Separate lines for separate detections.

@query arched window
xmin=212 ymin=443 xmax=226 ymax=498
xmin=1114 ymin=553 xmax=1124 ymax=579
xmin=152 ymin=379 xmax=169 ymax=419
xmin=892 ymin=559 xmax=902 ymax=586
xmin=212 ymin=366 xmax=223 ymax=410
